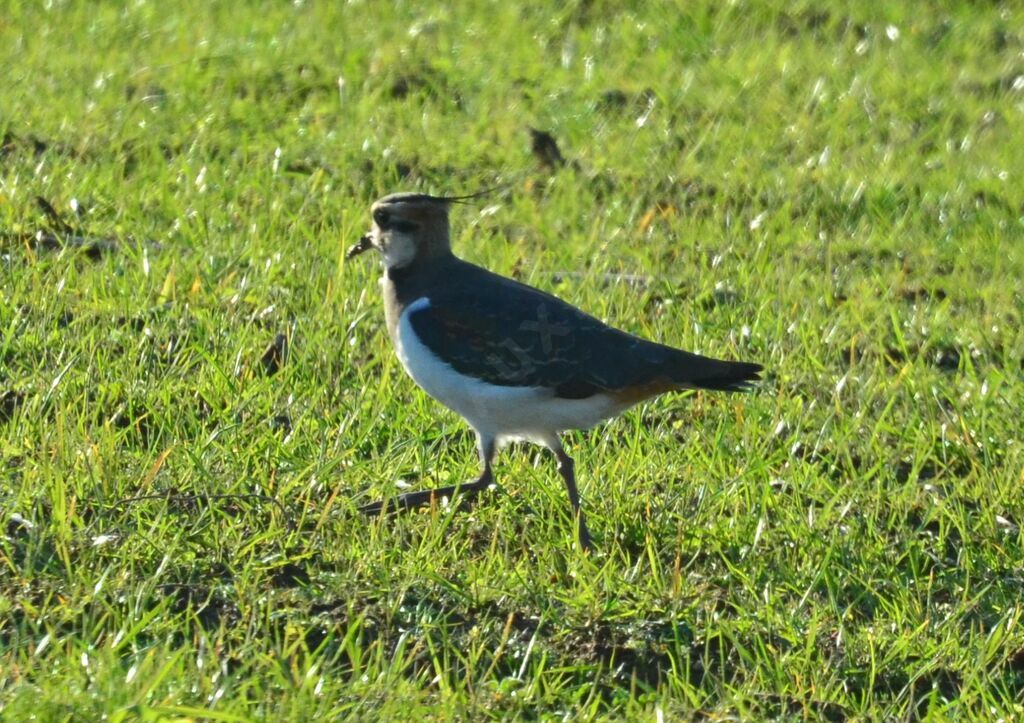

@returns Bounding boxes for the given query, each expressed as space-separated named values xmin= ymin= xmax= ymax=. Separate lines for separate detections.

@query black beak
xmin=345 ymin=233 xmax=373 ymax=260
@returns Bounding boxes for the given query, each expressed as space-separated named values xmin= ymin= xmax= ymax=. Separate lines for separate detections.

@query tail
xmin=666 ymin=349 xmax=764 ymax=392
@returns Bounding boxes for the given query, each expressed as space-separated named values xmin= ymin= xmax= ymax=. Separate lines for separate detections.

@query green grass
xmin=2 ymin=0 xmax=1023 ymax=718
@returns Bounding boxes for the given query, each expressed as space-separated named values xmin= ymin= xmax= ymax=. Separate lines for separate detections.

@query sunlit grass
xmin=1 ymin=0 xmax=1023 ymax=718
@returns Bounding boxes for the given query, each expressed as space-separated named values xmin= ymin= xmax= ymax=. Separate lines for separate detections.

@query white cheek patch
xmin=382 ymin=232 xmax=417 ymax=269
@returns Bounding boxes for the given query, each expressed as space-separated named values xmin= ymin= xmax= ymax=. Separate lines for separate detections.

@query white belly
xmin=393 ymin=297 xmax=624 ymax=445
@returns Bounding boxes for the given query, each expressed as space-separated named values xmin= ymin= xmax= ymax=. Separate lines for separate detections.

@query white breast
xmin=393 ymin=297 xmax=625 ymax=447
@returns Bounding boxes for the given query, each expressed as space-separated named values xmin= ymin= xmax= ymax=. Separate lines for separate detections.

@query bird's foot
xmin=358 ymin=477 xmax=499 ymax=516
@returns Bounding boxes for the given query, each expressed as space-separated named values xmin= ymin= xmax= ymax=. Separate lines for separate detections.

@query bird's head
xmin=348 ymin=192 xmax=453 ymax=270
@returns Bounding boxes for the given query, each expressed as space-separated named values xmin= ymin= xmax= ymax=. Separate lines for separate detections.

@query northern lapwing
xmin=349 ymin=192 xmax=763 ymax=550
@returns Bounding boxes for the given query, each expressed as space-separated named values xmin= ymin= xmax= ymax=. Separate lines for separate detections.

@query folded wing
xmin=407 ymin=266 xmax=762 ymax=399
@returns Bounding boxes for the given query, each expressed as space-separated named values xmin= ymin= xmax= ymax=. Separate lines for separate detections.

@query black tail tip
xmin=694 ymin=361 xmax=764 ymax=392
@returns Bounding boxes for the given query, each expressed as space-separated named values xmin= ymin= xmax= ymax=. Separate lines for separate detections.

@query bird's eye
xmin=373 ymin=208 xmax=389 ymax=227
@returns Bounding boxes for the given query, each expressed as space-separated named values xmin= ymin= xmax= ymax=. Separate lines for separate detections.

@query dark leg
xmin=553 ymin=444 xmax=593 ymax=551
xmin=358 ymin=436 xmax=497 ymax=516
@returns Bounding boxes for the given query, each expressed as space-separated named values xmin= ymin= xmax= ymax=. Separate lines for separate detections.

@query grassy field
xmin=2 ymin=0 xmax=1023 ymax=718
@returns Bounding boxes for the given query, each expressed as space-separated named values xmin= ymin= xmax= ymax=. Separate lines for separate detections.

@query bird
xmin=348 ymin=191 xmax=763 ymax=550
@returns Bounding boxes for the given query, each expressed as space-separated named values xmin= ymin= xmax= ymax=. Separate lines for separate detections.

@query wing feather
xmin=406 ymin=273 xmax=663 ymax=397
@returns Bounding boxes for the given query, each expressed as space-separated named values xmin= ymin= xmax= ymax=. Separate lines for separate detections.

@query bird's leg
xmin=358 ymin=436 xmax=497 ymax=516
xmin=552 ymin=444 xmax=593 ymax=551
